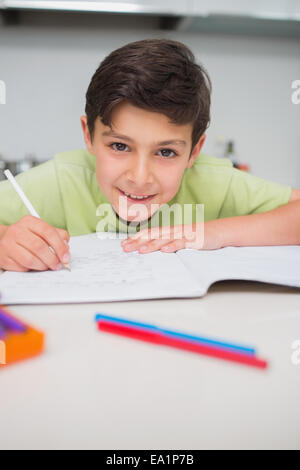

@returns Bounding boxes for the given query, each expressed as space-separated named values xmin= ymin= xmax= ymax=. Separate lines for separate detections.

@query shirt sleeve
xmin=218 ymin=168 xmax=292 ymax=218
xmin=0 ymin=159 xmax=67 ymax=229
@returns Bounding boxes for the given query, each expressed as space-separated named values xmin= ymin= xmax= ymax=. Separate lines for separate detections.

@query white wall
xmin=0 ymin=11 xmax=299 ymax=186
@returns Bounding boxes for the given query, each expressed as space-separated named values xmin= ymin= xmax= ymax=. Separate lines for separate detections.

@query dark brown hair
xmin=85 ymin=38 xmax=212 ymax=152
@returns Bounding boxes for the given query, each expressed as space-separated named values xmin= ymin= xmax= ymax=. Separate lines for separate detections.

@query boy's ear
xmin=186 ymin=133 xmax=206 ymax=169
xmin=80 ymin=115 xmax=95 ymax=155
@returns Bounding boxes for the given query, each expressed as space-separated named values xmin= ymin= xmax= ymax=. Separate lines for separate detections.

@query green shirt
xmin=0 ymin=148 xmax=292 ymax=236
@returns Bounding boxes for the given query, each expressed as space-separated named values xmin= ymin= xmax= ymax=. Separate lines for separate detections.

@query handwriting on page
xmin=0 ymin=234 xmax=201 ymax=304
xmin=1 ymin=249 xmax=155 ymax=290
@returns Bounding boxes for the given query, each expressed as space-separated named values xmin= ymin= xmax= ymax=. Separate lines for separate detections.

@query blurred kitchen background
xmin=0 ymin=0 xmax=299 ymax=186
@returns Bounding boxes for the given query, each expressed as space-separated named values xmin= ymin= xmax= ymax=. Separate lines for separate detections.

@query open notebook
xmin=0 ymin=232 xmax=299 ymax=305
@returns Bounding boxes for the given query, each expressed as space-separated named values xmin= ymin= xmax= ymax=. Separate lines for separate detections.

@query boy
xmin=0 ymin=39 xmax=299 ymax=272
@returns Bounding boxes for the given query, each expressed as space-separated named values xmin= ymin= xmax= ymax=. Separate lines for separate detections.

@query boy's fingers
xmin=122 ymin=229 xmax=162 ymax=246
xmin=123 ymin=236 xmax=176 ymax=254
xmin=1 ymin=255 xmax=29 ymax=272
xmin=137 ymin=238 xmax=174 ymax=253
xmin=122 ymin=230 xmax=148 ymax=243
xmin=28 ymin=222 xmax=70 ymax=265
xmin=122 ymin=225 xmax=192 ymax=246
xmin=122 ymin=235 xmax=152 ymax=251
xmin=16 ymin=232 xmax=63 ymax=270
xmin=122 ymin=225 xmax=193 ymax=253
xmin=138 ymin=237 xmax=186 ymax=254
xmin=161 ymin=239 xmax=186 ymax=253
xmin=8 ymin=243 xmax=49 ymax=271
xmin=122 ymin=227 xmax=177 ymax=252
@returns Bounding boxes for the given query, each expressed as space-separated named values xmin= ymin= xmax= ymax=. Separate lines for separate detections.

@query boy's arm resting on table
xmin=212 ymin=170 xmax=300 ymax=247
xmin=216 ymin=192 xmax=300 ymax=248
xmin=121 ymin=185 xmax=300 ymax=253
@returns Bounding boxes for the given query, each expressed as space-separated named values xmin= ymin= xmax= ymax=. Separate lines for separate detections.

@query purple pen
xmin=0 ymin=323 xmax=6 ymax=339
xmin=0 ymin=307 xmax=27 ymax=333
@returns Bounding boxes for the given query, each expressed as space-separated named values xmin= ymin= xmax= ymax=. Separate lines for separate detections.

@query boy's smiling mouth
xmin=117 ymin=187 xmax=157 ymax=203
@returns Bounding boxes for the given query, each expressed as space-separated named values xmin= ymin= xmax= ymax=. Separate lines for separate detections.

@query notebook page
xmin=177 ymin=245 xmax=300 ymax=293
xmin=0 ymin=233 xmax=202 ymax=305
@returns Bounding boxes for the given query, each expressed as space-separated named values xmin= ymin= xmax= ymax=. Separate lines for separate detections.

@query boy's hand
xmin=121 ymin=222 xmax=223 ymax=254
xmin=0 ymin=215 xmax=70 ymax=272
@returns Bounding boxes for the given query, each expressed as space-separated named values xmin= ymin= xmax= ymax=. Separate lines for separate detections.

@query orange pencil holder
xmin=0 ymin=305 xmax=45 ymax=367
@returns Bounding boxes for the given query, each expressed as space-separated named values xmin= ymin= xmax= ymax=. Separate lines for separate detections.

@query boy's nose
xmin=127 ymin=156 xmax=154 ymax=187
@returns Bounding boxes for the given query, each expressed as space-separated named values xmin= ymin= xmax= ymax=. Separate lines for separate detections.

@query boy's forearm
xmin=214 ymin=199 xmax=300 ymax=248
xmin=0 ymin=224 xmax=8 ymax=239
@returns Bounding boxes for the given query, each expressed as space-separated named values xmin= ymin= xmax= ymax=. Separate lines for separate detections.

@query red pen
xmin=97 ymin=320 xmax=268 ymax=370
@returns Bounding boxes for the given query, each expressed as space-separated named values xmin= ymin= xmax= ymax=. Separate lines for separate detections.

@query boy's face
xmin=81 ymin=101 xmax=205 ymax=222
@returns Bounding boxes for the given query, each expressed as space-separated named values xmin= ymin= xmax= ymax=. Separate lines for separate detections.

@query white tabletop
xmin=1 ymin=280 xmax=300 ymax=450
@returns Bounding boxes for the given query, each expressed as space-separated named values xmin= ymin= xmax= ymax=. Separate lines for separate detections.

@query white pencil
xmin=3 ymin=169 xmax=71 ymax=271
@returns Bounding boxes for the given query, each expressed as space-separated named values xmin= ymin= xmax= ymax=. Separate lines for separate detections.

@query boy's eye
xmin=110 ymin=143 xmax=177 ymax=158
xmin=158 ymin=148 xmax=177 ymax=158
xmin=111 ymin=142 xmax=129 ymax=152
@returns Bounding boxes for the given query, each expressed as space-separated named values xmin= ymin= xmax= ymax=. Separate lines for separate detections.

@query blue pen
xmin=0 ymin=308 xmax=27 ymax=333
xmin=95 ymin=313 xmax=256 ymax=356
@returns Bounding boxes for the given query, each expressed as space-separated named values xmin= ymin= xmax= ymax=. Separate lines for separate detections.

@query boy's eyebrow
xmin=102 ymin=131 xmax=186 ymax=147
